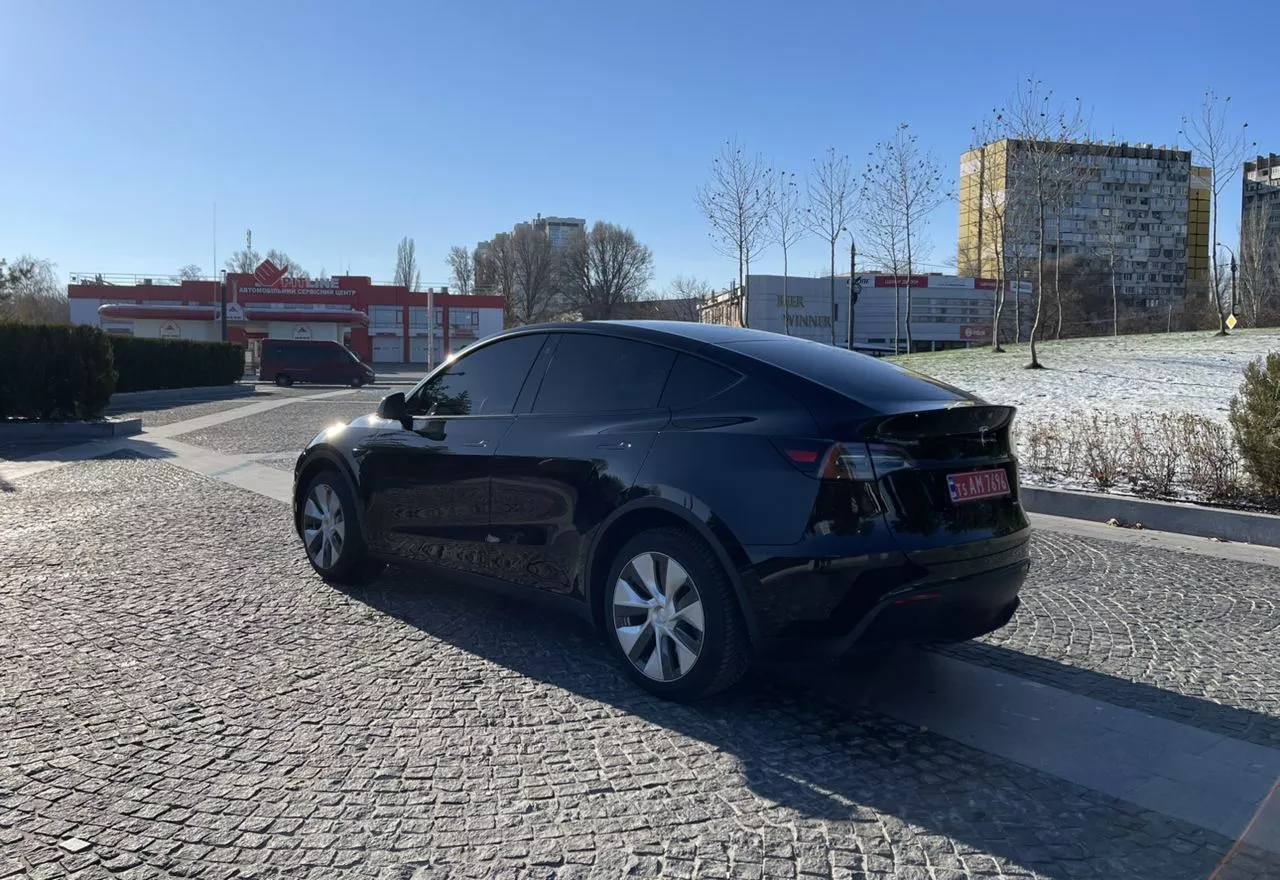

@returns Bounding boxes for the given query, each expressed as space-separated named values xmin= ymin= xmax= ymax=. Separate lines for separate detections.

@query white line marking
xmin=125 ymin=434 xmax=293 ymax=504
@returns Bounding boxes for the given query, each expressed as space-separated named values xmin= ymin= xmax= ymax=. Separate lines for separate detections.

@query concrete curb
xmin=1021 ymin=485 xmax=1280 ymax=549
xmin=0 ymin=417 xmax=143 ymax=444
xmin=108 ymin=383 xmax=256 ymax=407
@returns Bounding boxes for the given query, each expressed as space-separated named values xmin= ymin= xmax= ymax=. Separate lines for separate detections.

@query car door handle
xmin=462 ymin=440 xmax=488 ymax=448
xmin=597 ymin=441 xmax=631 ymax=450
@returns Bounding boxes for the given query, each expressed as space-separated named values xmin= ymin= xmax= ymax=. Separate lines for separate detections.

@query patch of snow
xmin=893 ymin=329 xmax=1280 ymax=425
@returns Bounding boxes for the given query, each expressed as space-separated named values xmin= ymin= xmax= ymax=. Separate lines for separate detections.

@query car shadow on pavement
xmin=330 ymin=568 xmax=1257 ymax=880
xmin=940 ymin=641 xmax=1280 ymax=753
xmin=106 ymin=384 xmax=259 ymax=414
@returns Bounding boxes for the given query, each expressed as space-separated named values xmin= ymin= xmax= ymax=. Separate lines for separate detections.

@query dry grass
xmin=1018 ymin=411 xmax=1244 ymax=503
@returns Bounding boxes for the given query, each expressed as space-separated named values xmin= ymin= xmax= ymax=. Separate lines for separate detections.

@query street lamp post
xmin=1230 ymin=253 xmax=1238 ymax=319
xmin=1219 ymin=244 xmax=1238 ymax=333
xmin=219 ymin=269 xmax=228 ymax=342
xmin=847 ymin=239 xmax=857 ymax=350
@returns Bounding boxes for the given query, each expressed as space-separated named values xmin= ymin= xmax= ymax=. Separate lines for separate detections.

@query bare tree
xmin=860 ymin=160 xmax=908 ymax=353
xmin=660 ymin=275 xmax=713 ymax=321
xmin=179 ymin=264 xmax=203 ymax=281
xmin=392 ymin=237 xmax=420 ymax=290
xmin=696 ymin=139 xmax=774 ymax=321
xmin=806 ymin=148 xmax=858 ymax=345
xmin=665 ymin=275 xmax=714 ymax=300
xmin=1096 ymin=199 xmax=1127 ymax=338
xmin=447 ymin=245 xmax=474 ymax=296
xmin=1180 ymin=90 xmax=1251 ymax=335
xmin=563 ymin=222 xmax=654 ymax=321
xmin=478 ymin=234 xmax=519 ymax=323
xmin=1001 ymin=78 xmax=1085 ymax=368
xmin=264 ymin=249 xmax=308 ymax=279
xmin=509 ymin=224 xmax=558 ymax=325
xmin=0 ymin=259 xmax=31 ymax=305
xmin=224 ymin=229 xmax=260 ymax=273
xmin=224 ymin=231 xmax=308 ymax=278
xmin=1049 ymin=163 xmax=1073 ymax=339
xmin=967 ymin=116 xmax=1013 ymax=351
xmin=860 ymin=124 xmax=949 ymax=354
xmin=769 ymin=170 xmax=806 ymax=335
xmin=0 ymin=255 xmax=69 ymax=324
xmin=1239 ymin=202 xmax=1277 ymax=327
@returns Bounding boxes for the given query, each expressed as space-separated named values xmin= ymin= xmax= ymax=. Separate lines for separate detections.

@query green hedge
xmin=0 ymin=324 xmax=117 ymax=420
xmin=109 ymin=337 xmax=244 ymax=393
xmin=1230 ymin=352 xmax=1280 ymax=497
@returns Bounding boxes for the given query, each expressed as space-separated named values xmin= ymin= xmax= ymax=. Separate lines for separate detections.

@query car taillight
xmin=773 ymin=439 xmax=911 ymax=481
xmin=834 ymin=444 xmax=913 ymax=480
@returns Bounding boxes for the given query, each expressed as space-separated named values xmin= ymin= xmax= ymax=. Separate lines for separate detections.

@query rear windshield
xmin=718 ymin=338 xmax=971 ymax=405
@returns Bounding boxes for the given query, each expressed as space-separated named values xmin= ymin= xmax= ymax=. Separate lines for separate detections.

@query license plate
xmin=946 ymin=468 xmax=1011 ymax=503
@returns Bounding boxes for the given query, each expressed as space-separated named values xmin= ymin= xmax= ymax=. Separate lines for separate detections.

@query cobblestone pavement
xmin=171 ymin=403 xmax=381 ymax=455
xmin=940 ymin=528 xmax=1280 ymax=750
xmin=1 ymin=396 xmax=1277 ymax=879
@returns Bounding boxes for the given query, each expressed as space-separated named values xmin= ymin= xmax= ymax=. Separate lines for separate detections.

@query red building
xmin=68 ymin=265 xmax=506 ymax=366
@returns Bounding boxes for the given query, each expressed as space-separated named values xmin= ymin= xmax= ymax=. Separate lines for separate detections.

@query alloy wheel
xmin=612 ymin=551 xmax=706 ymax=681
xmin=302 ymin=482 xmax=346 ymax=570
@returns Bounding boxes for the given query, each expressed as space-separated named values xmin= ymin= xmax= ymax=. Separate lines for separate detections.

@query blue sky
xmin=3 ymin=0 xmax=1275 ymax=292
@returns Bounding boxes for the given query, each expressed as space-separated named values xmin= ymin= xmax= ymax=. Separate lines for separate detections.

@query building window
xmin=371 ymin=306 xmax=401 ymax=325
xmin=449 ymin=308 xmax=479 ymax=329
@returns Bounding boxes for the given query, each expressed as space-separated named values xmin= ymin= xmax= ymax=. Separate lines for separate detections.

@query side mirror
xmin=377 ymin=392 xmax=409 ymax=428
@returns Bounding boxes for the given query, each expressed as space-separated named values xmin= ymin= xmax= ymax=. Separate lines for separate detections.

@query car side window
xmin=532 ymin=334 xmax=676 ymax=414
xmin=659 ymin=354 xmax=741 ymax=409
xmin=407 ymin=334 xmax=546 ymax=417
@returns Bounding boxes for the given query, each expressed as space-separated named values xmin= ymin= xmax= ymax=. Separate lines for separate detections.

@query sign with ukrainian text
xmin=232 ymin=261 xmax=364 ymax=300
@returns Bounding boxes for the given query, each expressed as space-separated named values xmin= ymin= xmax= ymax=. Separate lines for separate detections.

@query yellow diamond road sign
xmin=1227 ymin=314 xmax=1239 ymax=330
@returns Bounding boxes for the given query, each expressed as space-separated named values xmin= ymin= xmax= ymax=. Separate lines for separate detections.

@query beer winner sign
xmin=775 ymin=294 xmax=832 ymax=329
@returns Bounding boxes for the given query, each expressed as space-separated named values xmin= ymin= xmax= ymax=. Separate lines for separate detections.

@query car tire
xmin=275 ymin=373 xmax=293 ymax=387
xmin=350 ymin=375 xmax=364 ymax=388
xmin=603 ymin=526 xmax=750 ymax=701
xmin=300 ymin=469 xmax=382 ymax=585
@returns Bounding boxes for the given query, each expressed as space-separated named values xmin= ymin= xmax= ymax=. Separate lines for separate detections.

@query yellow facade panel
xmin=956 ymin=141 xmax=1009 ymax=279
xmin=1187 ymin=164 xmax=1211 ymax=281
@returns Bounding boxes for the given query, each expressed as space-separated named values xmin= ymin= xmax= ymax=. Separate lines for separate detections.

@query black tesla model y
xmin=293 ymin=321 xmax=1030 ymax=700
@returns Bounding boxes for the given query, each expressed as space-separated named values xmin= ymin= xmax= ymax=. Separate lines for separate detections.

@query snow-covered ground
xmin=892 ymin=329 xmax=1280 ymax=425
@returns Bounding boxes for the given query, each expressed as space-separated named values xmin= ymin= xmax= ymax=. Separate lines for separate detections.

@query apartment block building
xmin=533 ymin=215 xmax=587 ymax=249
xmin=1242 ymin=153 xmax=1280 ymax=274
xmin=958 ymin=139 xmax=1210 ymax=309
xmin=474 ymin=215 xmax=587 ymax=303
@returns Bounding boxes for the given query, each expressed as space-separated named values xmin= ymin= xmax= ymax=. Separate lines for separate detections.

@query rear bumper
xmin=818 ymin=559 xmax=1026 ymax=657
xmin=741 ymin=530 xmax=1031 ymax=660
